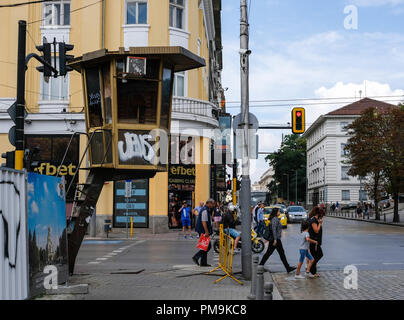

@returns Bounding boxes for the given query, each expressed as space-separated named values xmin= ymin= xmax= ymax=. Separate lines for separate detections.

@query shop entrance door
xmin=168 ymin=187 xmax=195 ymax=229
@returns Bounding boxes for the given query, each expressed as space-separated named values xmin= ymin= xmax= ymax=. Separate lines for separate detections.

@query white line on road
xmin=382 ymin=263 xmax=404 ymax=265
xmin=88 ymin=262 xmax=101 ymax=264
xmin=96 ymin=258 xmax=108 ymax=261
xmin=112 ymin=250 xmax=123 ymax=253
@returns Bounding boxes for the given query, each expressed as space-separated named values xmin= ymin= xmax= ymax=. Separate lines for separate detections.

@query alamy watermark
xmin=43 ymin=265 xmax=58 ymax=290
xmin=343 ymin=265 xmax=358 ymax=290
xmin=344 ymin=5 xmax=358 ymax=30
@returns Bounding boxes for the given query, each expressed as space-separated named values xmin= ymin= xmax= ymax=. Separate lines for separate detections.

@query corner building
xmin=0 ymin=0 xmax=223 ymax=233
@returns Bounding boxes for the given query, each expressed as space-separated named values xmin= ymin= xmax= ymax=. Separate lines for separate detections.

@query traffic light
xmin=36 ymin=42 xmax=52 ymax=77
xmin=59 ymin=42 xmax=74 ymax=76
xmin=1 ymin=151 xmax=15 ymax=169
xmin=226 ymin=180 xmax=232 ymax=190
xmin=292 ymin=107 xmax=305 ymax=134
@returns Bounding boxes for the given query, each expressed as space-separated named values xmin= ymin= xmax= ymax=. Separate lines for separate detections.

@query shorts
xmin=299 ymin=249 xmax=313 ymax=263
xmin=225 ymin=228 xmax=240 ymax=239
xmin=181 ymin=219 xmax=191 ymax=228
xmin=214 ymin=216 xmax=222 ymax=222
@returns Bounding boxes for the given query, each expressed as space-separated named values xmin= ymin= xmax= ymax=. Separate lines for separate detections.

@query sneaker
xmin=200 ymin=264 xmax=212 ymax=267
xmin=287 ymin=266 xmax=297 ymax=273
xmin=233 ymin=248 xmax=241 ymax=254
xmin=305 ymin=272 xmax=314 ymax=278
xmin=184 ymin=235 xmax=187 ymax=239
xmin=295 ymin=274 xmax=305 ymax=279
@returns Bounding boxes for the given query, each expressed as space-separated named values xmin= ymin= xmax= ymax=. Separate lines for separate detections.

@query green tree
xmin=265 ymin=134 xmax=306 ymax=204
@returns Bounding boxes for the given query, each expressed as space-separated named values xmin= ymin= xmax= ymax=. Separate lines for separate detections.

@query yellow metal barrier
xmin=207 ymin=224 xmax=243 ymax=285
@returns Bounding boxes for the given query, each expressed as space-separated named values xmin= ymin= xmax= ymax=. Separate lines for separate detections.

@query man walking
xmin=256 ymin=202 xmax=265 ymax=237
xmin=192 ymin=199 xmax=215 ymax=267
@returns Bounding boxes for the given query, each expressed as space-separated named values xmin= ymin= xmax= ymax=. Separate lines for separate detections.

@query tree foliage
xmin=265 ymin=134 xmax=307 ymax=203
xmin=346 ymin=106 xmax=404 ymax=222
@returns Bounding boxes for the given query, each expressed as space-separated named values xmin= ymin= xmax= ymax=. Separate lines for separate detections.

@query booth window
xmin=102 ymin=64 xmax=112 ymax=124
xmin=126 ymin=0 xmax=147 ymax=24
xmin=86 ymin=67 xmax=103 ymax=127
xmin=161 ymin=68 xmax=173 ymax=128
xmin=116 ymin=58 xmax=160 ymax=125
xmin=173 ymin=71 xmax=185 ymax=97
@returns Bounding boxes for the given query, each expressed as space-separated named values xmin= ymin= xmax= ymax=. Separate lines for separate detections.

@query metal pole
xmin=295 ymin=170 xmax=298 ymax=204
xmin=126 ymin=197 xmax=129 ymax=239
xmin=240 ymin=0 xmax=252 ymax=280
xmin=233 ymin=158 xmax=237 ymax=206
xmin=15 ymin=20 xmax=27 ymax=170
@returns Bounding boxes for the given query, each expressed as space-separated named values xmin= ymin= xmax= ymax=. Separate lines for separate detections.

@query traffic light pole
xmin=240 ymin=0 xmax=252 ymax=280
xmin=15 ymin=20 xmax=27 ymax=170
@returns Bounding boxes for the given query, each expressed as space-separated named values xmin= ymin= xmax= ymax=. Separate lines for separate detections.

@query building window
xmin=169 ymin=0 xmax=185 ymax=29
xmin=126 ymin=0 xmax=147 ymax=24
xmin=341 ymin=166 xmax=350 ymax=180
xmin=342 ymin=190 xmax=350 ymax=201
xmin=359 ymin=190 xmax=368 ymax=201
xmin=173 ymin=72 xmax=185 ymax=97
xmin=341 ymin=143 xmax=349 ymax=156
xmin=340 ymin=122 xmax=349 ymax=132
xmin=43 ymin=0 xmax=71 ymax=26
xmin=41 ymin=57 xmax=69 ymax=101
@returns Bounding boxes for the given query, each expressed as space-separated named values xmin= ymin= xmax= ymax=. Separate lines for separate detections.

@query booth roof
xmin=69 ymin=46 xmax=206 ymax=73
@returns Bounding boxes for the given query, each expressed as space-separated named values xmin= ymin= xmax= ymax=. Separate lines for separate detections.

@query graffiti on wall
xmin=0 ymin=181 xmax=21 ymax=269
xmin=118 ymin=132 xmax=156 ymax=164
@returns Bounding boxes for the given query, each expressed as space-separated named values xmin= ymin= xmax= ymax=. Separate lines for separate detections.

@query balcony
xmin=171 ymin=97 xmax=219 ymax=134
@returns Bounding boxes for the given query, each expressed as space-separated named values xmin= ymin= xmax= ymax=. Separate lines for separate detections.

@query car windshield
xmin=288 ymin=206 xmax=305 ymax=212
xmin=251 ymin=192 xmax=267 ymax=206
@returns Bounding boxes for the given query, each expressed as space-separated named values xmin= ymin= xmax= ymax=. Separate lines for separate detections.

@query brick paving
xmin=271 ymin=270 xmax=404 ymax=300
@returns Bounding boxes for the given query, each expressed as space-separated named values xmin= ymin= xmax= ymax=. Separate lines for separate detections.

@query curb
xmin=264 ymin=271 xmax=284 ymax=300
xmin=328 ymin=215 xmax=404 ymax=227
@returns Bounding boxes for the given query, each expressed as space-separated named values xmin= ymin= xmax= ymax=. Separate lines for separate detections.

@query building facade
xmin=0 ymin=0 xmax=223 ymax=233
xmin=252 ymin=168 xmax=274 ymax=192
xmin=303 ymin=98 xmax=395 ymax=207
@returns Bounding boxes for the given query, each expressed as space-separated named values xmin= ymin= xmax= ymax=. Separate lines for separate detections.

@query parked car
xmin=264 ymin=206 xmax=288 ymax=228
xmin=341 ymin=202 xmax=357 ymax=211
xmin=286 ymin=206 xmax=308 ymax=223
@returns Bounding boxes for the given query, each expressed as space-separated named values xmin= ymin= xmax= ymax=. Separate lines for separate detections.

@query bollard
xmin=264 ymin=282 xmax=274 ymax=300
xmin=384 ymin=212 xmax=386 ymax=222
xmin=256 ymin=265 xmax=265 ymax=300
xmin=248 ymin=256 xmax=259 ymax=300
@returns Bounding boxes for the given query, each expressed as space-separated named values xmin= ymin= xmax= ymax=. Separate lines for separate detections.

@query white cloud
xmin=349 ymin=0 xmax=404 ymax=7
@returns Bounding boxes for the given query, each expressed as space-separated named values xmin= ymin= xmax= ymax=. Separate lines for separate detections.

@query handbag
xmin=263 ymin=225 xmax=273 ymax=241
xmin=196 ymin=234 xmax=211 ymax=251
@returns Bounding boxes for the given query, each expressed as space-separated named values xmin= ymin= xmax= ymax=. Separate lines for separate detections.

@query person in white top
xmin=295 ymin=220 xmax=318 ymax=279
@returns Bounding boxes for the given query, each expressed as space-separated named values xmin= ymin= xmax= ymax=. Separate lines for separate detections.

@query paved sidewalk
xmin=271 ymin=270 xmax=404 ymax=300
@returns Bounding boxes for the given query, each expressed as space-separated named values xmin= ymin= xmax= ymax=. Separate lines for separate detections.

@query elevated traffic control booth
xmin=67 ymin=47 xmax=205 ymax=274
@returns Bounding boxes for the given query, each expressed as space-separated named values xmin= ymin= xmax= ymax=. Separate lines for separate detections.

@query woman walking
xmin=308 ymin=206 xmax=324 ymax=277
xmin=259 ymin=208 xmax=296 ymax=273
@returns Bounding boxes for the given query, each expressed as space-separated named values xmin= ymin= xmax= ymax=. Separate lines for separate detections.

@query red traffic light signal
xmin=292 ymin=108 xmax=305 ymax=134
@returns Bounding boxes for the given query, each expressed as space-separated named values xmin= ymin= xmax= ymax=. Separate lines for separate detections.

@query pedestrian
xmin=256 ymin=202 xmax=266 ymax=237
xmin=307 ymin=207 xmax=324 ymax=277
xmin=295 ymin=220 xmax=318 ymax=279
xmin=259 ymin=208 xmax=296 ymax=273
xmin=192 ymin=199 xmax=215 ymax=267
xmin=356 ymin=202 xmax=363 ymax=219
xmin=179 ymin=201 xmax=193 ymax=239
xmin=331 ymin=203 xmax=336 ymax=213
xmin=336 ymin=201 xmax=339 ymax=212
xmin=213 ymin=201 xmax=222 ymax=231
xmin=252 ymin=201 xmax=262 ymax=230
xmin=364 ymin=202 xmax=369 ymax=218
xmin=223 ymin=205 xmax=241 ymax=254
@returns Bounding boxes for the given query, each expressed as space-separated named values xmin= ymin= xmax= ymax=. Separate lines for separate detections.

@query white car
xmin=286 ymin=206 xmax=308 ymax=223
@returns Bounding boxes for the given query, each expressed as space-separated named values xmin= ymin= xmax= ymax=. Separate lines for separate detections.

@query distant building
xmin=252 ymin=168 xmax=274 ymax=192
xmin=303 ymin=98 xmax=396 ymax=207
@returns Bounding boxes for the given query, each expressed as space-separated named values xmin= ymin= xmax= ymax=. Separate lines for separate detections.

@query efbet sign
xmin=33 ymin=162 xmax=77 ymax=177
xmin=168 ymin=165 xmax=195 ymax=185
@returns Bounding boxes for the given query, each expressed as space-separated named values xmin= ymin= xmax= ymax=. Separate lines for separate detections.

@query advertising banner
xmin=27 ymin=172 xmax=68 ymax=297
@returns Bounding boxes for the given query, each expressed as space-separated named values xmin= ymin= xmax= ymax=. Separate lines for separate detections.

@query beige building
xmin=0 ymin=0 xmax=223 ymax=233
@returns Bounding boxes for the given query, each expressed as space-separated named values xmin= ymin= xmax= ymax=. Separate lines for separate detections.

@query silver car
xmin=286 ymin=206 xmax=308 ymax=223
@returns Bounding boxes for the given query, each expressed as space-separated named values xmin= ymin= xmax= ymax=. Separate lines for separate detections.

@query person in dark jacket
xmin=192 ymin=199 xmax=215 ymax=267
xmin=307 ymin=206 xmax=324 ymax=277
xmin=259 ymin=208 xmax=296 ymax=273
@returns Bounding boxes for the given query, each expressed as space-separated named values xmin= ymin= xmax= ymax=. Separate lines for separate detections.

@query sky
xmin=220 ymin=0 xmax=404 ymax=183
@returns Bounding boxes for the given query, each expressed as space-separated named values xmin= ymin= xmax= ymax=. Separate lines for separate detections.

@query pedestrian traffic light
xmin=59 ymin=42 xmax=74 ymax=76
xmin=36 ymin=42 xmax=52 ymax=77
xmin=292 ymin=107 xmax=305 ymax=134
xmin=226 ymin=180 xmax=232 ymax=190
xmin=1 ymin=151 xmax=15 ymax=169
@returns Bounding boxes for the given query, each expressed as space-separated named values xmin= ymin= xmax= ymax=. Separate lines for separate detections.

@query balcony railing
xmin=172 ymin=96 xmax=219 ymax=120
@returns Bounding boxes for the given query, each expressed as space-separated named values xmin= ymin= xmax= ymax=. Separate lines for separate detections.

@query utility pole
xmin=295 ymin=170 xmax=298 ymax=204
xmin=15 ymin=20 xmax=27 ymax=170
xmin=240 ymin=0 xmax=252 ymax=280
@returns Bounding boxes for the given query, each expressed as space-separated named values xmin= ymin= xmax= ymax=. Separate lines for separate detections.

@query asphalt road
xmin=258 ymin=216 xmax=404 ymax=273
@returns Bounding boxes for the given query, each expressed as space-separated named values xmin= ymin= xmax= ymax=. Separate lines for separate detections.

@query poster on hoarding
xmin=27 ymin=172 xmax=68 ymax=297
